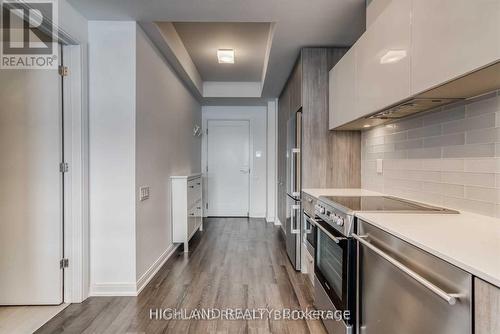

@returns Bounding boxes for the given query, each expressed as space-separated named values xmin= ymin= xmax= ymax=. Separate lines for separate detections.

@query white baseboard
xmin=266 ymin=216 xmax=275 ymax=223
xmin=89 ymin=282 xmax=138 ymax=296
xmin=136 ymin=243 xmax=179 ymax=294
xmin=90 ymin=244 xmax=180 ymax=297
xmin=274 ymin=218 xmax=282 ymax=226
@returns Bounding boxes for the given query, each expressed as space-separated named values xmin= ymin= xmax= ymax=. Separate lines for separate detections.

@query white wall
xmin=201 ymin=105 xmax=271 ymax=218
xmin=135 ymin=27 xmax=201 ymax=282
xmin=88 ymin=21 xmax=137 ymax=294
xmin=89 ymin=22 xmax=202 ymax=295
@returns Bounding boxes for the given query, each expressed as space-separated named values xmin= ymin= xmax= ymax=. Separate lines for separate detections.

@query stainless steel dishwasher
xmin=353 ymin=220 xmax=472 ymax=334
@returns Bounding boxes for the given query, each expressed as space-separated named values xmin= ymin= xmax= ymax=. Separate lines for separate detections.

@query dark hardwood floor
xmin=37 ymin=218 xmax=326 ymax=334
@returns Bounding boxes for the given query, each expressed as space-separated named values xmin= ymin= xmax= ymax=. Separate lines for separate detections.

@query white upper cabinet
xmin=329 ymin=47 xmax=356 ymax=129
xmin=356 ymin=0 xmax=411 ymax=118
xmin=329 ymin=0 xmax=500 ymax=130
xmin=411 ymin=0 xmax=500 ymax=95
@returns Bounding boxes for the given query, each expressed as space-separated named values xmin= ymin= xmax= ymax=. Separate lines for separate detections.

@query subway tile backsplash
xmin=361 ymin=90 xmax=500 ymax=218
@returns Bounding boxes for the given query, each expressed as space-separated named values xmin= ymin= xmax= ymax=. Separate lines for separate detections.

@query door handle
xmin=290 ymin=148 xmax=300 ymax=197
xmin=291 ymin=204 xmax=300 ymax=234
xmin=353 ymin=234 xmax=459 ymax=305
xmin=239 ymin=168 xmax=250 ymax=174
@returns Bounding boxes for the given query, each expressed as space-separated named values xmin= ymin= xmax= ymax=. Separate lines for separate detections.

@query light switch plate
xmin=376 ymin=159 xmax=383 ymax=174
xmin=139 ymin=186 xmax=150 ymax=201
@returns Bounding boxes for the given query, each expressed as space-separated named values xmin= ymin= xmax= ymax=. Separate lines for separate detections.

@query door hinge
xmin=60 ymin=258 xmax=69 ymax=269
xmin=206 ymin=203 xmax=208 ymax=209
xmin=58 ymin=66 xmax=69 ymax=77
xmin=59 ymin=162 xmax=69 ymax=173
xmin=206 ymin=129 xmax=208 ymax=135
xmin=206 ymin=165 xmax=208 ymax=172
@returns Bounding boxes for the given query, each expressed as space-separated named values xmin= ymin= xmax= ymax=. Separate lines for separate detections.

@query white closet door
xmin=207 ymin=120 xmax=250 ymax=216
xmin=0 ymin=64 xmax=63 ymax=305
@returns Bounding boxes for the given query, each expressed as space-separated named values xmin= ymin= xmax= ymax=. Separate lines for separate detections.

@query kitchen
xmin=0 ymin=0 xmax=499 ymax=333
xmin=279 ymin=0 xmax=500 ymax=334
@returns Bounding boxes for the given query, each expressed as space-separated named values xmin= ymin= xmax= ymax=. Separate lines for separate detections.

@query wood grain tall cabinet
xmin=277 ymin=48 xmax=361 ymax=225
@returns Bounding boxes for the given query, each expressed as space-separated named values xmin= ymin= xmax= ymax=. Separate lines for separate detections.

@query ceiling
xmin=68 ymin=0 xmax=366 ymax=98
xmin=173 ymin=22 xmax=271 ymax=82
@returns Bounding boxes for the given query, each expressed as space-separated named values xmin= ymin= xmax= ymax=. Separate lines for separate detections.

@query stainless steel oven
xmin=314 ymin=207 xmax=356 ymax=334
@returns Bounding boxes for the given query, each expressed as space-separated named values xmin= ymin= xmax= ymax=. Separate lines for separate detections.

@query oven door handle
xmin=303 ymin=215 xmax=316 ymax=234
xmin=316 ymin=221 xmax=345 ymax=244
xmin=353 ymin=233 xmax=459 ymax=305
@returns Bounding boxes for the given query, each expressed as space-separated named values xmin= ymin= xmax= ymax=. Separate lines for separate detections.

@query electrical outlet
xmin=139 ymin=186 xmax=150 ymax=201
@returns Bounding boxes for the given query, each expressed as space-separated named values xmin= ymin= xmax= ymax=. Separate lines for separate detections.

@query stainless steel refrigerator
xmin=286 ymin=110 xmax=302 ymax=270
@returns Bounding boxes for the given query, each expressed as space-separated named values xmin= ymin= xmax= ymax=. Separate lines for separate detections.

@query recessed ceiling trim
xmin=260 ymin=22 xmax=276 ymax=87
xmin=203 ymin=81 xmax=262 ymax=98
xmin=140 ymin=22 xmax=203 ymax=100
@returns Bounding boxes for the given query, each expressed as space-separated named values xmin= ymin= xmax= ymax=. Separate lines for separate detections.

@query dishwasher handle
xmin=353 ymin=233 xmax=458 ymax=306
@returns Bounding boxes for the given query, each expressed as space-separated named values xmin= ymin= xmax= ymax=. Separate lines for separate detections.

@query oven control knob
xmin=316 ymin=205 xmax=325 ymax=214
xmin=329 ymin=213 xmax=336 ymax=220
xmin=336 ymin=217 xmax=344 ymax=226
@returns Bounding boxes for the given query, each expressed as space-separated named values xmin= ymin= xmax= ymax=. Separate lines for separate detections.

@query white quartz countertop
xmin=302 ymin=188 xmax=500 ymax=287
xmin=302 ymin=188 xmax=383 ymax=198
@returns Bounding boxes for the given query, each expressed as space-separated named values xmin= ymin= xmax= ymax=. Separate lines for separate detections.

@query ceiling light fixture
xmin=217 ymin=49 xmax=235 ymax=64
xmin=380 ymin=50 xmax=407 ymax=64
xmin=363 ymin=124 xmax=371 ymax=128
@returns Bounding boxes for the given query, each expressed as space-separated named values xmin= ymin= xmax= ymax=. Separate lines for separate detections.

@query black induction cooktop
xmin=318 ymin=195 xmax=457 ymax=213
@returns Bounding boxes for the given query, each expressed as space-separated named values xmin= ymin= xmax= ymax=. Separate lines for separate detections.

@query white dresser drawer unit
xmin=171 ymin=174 xmax=203 ymax=252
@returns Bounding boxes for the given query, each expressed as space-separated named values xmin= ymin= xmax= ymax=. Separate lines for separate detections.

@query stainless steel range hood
xmin=366 ymin=98 xmax=464 ymax=120
xmin=336 ymin=61 xmax=500 ymax=130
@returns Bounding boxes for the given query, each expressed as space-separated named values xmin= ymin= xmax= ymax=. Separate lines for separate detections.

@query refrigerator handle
xmin=291 ymin=148 xmax=300 ymax=197
xmin=291 ymin=204 xmax=301 ymax=234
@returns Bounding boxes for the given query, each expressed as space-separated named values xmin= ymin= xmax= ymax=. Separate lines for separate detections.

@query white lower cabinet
xmin=171 ymin=174 xmax=203 ymax=252
xmin=304 ymin=249 xmax=315 ymax=285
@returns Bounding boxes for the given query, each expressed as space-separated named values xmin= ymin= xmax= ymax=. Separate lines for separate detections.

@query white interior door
xmin=207 ymin=120 xmax=250 ymax=216
xmin=0 ymin=61 xmax=63 ymax=304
